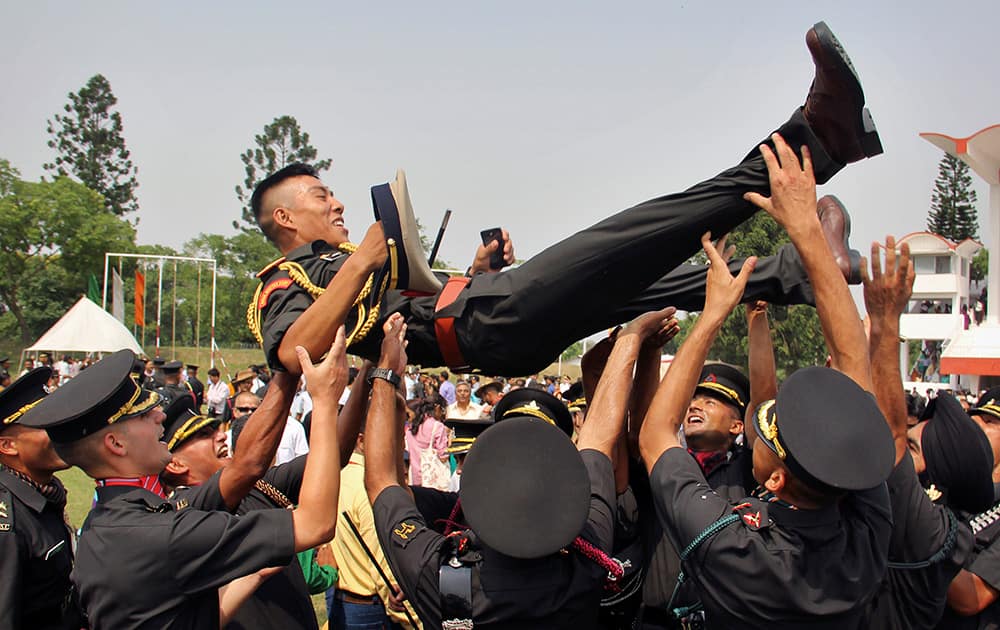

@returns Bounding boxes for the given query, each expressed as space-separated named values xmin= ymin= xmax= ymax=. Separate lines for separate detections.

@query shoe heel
xmin=861 ymin=108 xmax=884 ymax=157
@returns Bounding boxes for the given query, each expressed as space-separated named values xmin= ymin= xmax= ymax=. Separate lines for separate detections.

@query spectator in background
xmin=18 ymin=358 xmax=34 ymax=378
xmin=291 ymin=377 xmax=312 ymax=422
xmin=205 ymin=368 xmax=229 ymax=418
xmin=222 ymin=369 xmax=257 ymax=425
xmin=437 ymin=371 xmax=456 ymax=405
xmin=339 ymin=367 xmax=359 ymax=411
xmin=405 ymin=395 xmax=450 ymax=489
xmin=446 ymin=380 xmax=482 ymax=420
xmin=475 ymin=380 xmax=504 ymax=419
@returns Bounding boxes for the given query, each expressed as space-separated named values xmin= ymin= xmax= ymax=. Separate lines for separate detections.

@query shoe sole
xmin=812 ymin=21 xmax=884 ymax=158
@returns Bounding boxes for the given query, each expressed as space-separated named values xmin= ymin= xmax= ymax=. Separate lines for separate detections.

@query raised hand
xmin=470 ymin=228 xmax=515 ymax=275
xmin=701 ymin=233 xmax=756 ymax=322
xmin=862 ymin=236 xmax=914 ymax=322
xmin=378 ymin=312 xmax=408 ymax=375
xmin=743 ymin=133 xmax=818 ymax=236
xmin=295 ymin=325 xmax=349 ymax=405
xmin=620 ymin=306 xmax=680 ymax=349
xmin=354 ymin=221 xmax=389 ymax=271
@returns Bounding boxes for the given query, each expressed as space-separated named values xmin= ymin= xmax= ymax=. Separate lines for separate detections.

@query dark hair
xmin=411 ymin=395 xmax=446 ymax=435
xmin=250 ymin=163 xmax=319 ymax=242
xmin=230 ymin=414 xmax=251 ymax=453
xmin=208 ymin=368 xmax=220 ymax=377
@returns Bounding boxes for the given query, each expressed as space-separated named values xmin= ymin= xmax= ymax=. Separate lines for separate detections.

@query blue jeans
xmin=325 ymin=589 xmax=403 ymax=630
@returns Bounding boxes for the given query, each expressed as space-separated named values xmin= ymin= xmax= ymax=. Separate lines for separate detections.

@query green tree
xmin=0 ymin=160 xmax=135 ymax=343
xmin=927 ymin=153 xmax=979 ymax=242
xmin=663 ymin=213 xmax=827 ymax=378
xmin=972 ymin=248 xmax=989 ymax=284
xmin=234 ymin=115 xmax=332 ymax=229
xmin=44 ymin=74 xmax=140 ymax=217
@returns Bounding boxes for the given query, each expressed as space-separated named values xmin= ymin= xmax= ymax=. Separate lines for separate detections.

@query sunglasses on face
xmin=236 ymin=406 xmax=258 ymax=413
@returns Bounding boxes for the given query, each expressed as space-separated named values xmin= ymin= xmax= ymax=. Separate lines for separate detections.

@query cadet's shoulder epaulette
xmin=0 ymin=486 xmax=14 ymax=533
xmin=731 ymin=498 xmax=771 ymax=531
xmin=246 ymin=241 xmax=384 ymax=348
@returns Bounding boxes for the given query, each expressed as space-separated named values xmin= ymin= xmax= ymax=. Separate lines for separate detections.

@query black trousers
xmin=408 ymin=109 xmax=840 ymax=375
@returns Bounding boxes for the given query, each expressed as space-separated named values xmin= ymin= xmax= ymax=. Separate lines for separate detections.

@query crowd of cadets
xmin=9 ymin=20 xmax=1000 ymax=630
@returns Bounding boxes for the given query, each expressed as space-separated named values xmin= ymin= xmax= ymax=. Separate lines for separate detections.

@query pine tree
xmin=44 ymin=74 xmax=140 ymax=217
xmin=927 ymin=154 xmax=979 ymax=241
xmin=234 ymin=115 xmax=332 ymax=229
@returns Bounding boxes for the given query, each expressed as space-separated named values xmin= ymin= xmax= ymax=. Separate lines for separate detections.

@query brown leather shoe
xmin=817 ymin=194 xmax=862 ymax=284
xmin=803 ymin=21 xmax=883 ymax=164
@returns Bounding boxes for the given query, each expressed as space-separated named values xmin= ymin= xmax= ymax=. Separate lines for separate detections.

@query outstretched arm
xmin=216 ymin=370 xmax=297 ymax=511
xmin=338 ymin=361 xmax=374 ymax=468
xmin=278 ymin=224 xmax=387 ymax=374
xmin=745 ymin=134 xmax=871 ymax=391
xmin=744 ymin=301 xmax=777 ymax=449
xmin=290 ymin=328 xmax=348 ymax=552
xmin=862 ymin=236 xmax=915 ymax=465
xmin=365 ymin=314 xmax=410 ymax=505
xmin=578 ymin=308 xmax=677 ymax=461
xmin=639 ymin=235 xmax=756 ymax=472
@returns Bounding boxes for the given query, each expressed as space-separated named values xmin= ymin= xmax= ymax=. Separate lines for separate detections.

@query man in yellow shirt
xmin=330 ymin=409 xmax=420 ymax=629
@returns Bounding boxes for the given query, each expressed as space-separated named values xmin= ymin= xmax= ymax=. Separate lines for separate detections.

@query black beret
xmin=696 ymin=362 xmax=750 ymax=416
xmin=752 ymin=367 xmax=893 ymax=492
xmin=444 ymin=418 xmax=493 ymax=455
xmin=493 ymin=388 xmax=574 ymax=437
xmin=0 ymin=367 xmax=52 ymax=428
xmin=185 ymin=364 xmax=198 ymax=370
xmin=460 ymin=418 xmax=589 ymax=559
xmin=152 ymin=357 xmax=166 ymax=366
xmin=924 ymin=393 xmax=995 ymax=514
xmin=20 ymin=350 xmax=161 ymax=443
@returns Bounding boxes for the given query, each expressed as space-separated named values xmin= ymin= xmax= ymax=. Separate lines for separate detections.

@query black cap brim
xmin=20 ymin=350 xmax=161 ymax=443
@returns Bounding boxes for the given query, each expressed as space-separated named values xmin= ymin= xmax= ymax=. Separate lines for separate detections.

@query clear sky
xmin=3 ymin=2 xmax=999 ymax=275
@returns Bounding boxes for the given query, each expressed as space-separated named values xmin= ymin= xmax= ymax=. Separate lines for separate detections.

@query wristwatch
xmin=367 ymin=367 xmax=401 ymax=388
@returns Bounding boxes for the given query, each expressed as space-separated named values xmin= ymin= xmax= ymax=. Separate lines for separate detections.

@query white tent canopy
xmin=26 ymin=296 xmax=142 ymax=354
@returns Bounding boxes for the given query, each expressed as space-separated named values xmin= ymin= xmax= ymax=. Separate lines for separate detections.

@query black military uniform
xmin=0 ymin=367 xmax=82 ymax=630
xmin=162 ymin=403 xmax=318 ymax=630
xmin=937 ymin=500 xmax=1000 ymax=629
xmin=374 ymin=390 xmax=615 ymax=628
xmin=649 ymin=367 xmax=895 ymax=628
xmin=155 ymin=360 xmax=196 ymax=409
xmin=863 ymin=392 xmax=987 ymax=629
xmin=253 ymin=108 xmax=842 ymax=376
xmin=19 ymin=350 xmax=298 ymax=630
xmin=143 ymin=355 xmax=166 ymax=389
xmin=186 ymin=364 xmax=205 ymax=408
xmin=174 ymin=457 xmax=317 ymax=630
xmin=636 ymin=364 xmax=755 ymax=627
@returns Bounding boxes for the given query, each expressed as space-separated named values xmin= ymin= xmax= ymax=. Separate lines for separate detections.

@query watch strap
xmin=368 ymin=367 xmax=401 ymax=388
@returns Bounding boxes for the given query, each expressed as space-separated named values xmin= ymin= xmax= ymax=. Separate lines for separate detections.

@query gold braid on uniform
xmin=255 ymin=479 xmax=292 ymax=508
xmin=247 ymin=242 xmax=387 ymax=347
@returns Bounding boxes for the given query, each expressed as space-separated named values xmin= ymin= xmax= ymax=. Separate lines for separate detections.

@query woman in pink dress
xmin=404 ymin=394 xmax=451 ymax=488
